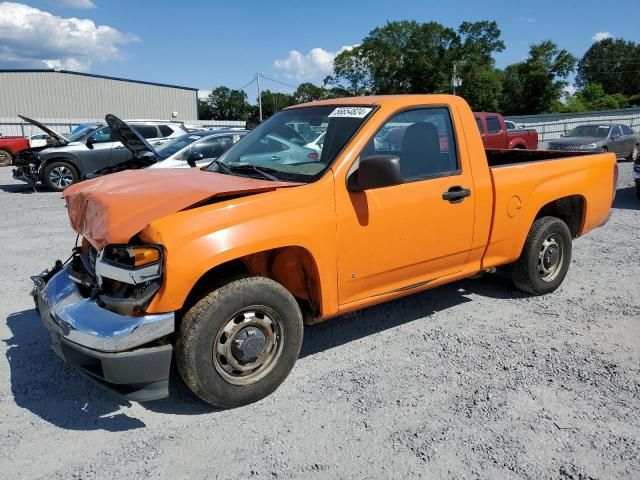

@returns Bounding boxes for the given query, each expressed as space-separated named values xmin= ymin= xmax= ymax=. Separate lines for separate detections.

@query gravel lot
xmin=0 ymin=164 xmax=638 ymax=480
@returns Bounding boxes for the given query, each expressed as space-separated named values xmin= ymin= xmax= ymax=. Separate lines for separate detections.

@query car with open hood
xmin=548 ymin=124 xmax=639 ymax=161
xmin=31 ymin=95 xmax=616 ymax=408
xmin=87 ymin=116 xmax=249 ymax=176
xmin=11 ymin=115 xmax=188 ymax=191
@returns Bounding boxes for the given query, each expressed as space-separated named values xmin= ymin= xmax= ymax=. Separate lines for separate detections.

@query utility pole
xmin=256 ymin=73 xmax=263 ymax=121
xmin=451 ymin=63 xmax=462 ymax=95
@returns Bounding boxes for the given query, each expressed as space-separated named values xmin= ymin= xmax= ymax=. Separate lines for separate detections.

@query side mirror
xmin=86 ymin=137 xmax=94 ymax=150
xmin=348 ymin=155 xmax=402 ymax=192
xmin=611 ymin=134 xmax=620 ymax=140
xmin=187 ymin=151 xmax=204 ymax=168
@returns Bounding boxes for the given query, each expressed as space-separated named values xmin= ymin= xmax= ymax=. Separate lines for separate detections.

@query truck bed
xmin=481 ymin=150 xmax=616 ymax=270
xmin=485 ymin=148 xmax=591 ymax=167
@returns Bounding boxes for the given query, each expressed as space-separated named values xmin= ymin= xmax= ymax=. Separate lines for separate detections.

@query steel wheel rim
xmin=538 ymin=234 xmax=564 ymax=282
xmin=213 ymin=307 xmax=284 ymax=386
xmin=0 ymin=151 xmax=10 ymax=166
xmin=50 ymin=166 xmax=73 ymax=188
xmin=632 ymin=145 xmax=638 ymax=161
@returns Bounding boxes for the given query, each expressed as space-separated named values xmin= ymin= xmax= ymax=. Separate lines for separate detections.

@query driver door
xmin=82 ymin=127 xmax=123 ymax=173
xmin=336 ymin=107 xmax=475 ymax=305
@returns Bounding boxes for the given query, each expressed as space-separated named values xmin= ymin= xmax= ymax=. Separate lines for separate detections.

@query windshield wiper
xmin=208 ymin=159 xmax=233 ymax=175
xmin=227 ymin=164 xmax=279 ymax=181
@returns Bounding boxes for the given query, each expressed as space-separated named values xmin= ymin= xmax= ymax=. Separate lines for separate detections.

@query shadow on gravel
xmin=0 ymin=183 xmax=46 ymax=194
xmin=612 ymin=186 xmax=639 ymax=211
xmin=300 ymin=274 xmax=525 ymax=358
xmin=5 ymin=275 xmax=525 ymax=419
xmin=5 ymin=309 xmax=146 ymax=431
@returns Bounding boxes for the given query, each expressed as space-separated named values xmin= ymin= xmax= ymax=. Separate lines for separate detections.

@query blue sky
xmin=1 ymin=0 xmax=639 ymax=98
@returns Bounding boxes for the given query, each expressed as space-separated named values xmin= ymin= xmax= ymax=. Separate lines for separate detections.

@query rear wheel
xmin=176 ymin=276 xmax=304 ymax=408
xmin=43 ymin=161 xmax=78 ymax=191
xmin=0 ymin=149 xmax=12 ymax=167
xmin=627 ymin=144 xmax=639 ymax=162
xmin=512 ymin=216 xmax=572 ymax=295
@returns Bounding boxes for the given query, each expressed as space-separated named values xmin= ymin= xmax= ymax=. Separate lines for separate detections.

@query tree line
xmin=199 ymin=20 xmax=640 ymax=120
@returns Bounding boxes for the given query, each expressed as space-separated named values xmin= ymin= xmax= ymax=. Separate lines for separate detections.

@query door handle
xmin=442 ymin=186 xmax=471 ymax=203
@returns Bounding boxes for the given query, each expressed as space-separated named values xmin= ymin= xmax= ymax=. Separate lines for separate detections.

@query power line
xmin=257 ymin=73 xmax=298 ymax=90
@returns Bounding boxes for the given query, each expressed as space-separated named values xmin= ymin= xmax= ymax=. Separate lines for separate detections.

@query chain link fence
xmin=506 ymin=107 xmax=640 ymax=148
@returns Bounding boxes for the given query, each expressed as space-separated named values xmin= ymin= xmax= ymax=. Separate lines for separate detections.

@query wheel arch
xmin=178 ymin=245 xmax=324 ymax=324
xmin=533 ymin=194 xmax=586 ymax=238
xmin=39 ymin=156 xmax=81 ymax=179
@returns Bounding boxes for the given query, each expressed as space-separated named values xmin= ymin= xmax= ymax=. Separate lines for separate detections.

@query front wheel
xmin=176 ymin=276 xmax=304 ymax=408
xmin=627 ymin=144 xmax=639 ymax=162
xmin=43 ymin=161 xmax=78 ymax=191
xmin=512 ymin=216 xmax=572 ymax=295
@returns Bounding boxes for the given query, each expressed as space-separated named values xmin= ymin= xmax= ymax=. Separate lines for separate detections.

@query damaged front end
xmin=12 ymin=149 xmax=45 ymax=186
xmin=69 ymin=241 xmax=164 ymax=316
xmin=31 ymin=239 xmax=174 ymax=401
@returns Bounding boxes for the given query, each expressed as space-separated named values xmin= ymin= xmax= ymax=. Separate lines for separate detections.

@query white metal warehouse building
xmin=0 ymin=69 xmax=199 ymax=136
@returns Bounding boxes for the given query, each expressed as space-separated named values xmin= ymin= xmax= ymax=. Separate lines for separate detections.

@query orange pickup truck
xmin=32 ymin=95 xmax=616 ymax=407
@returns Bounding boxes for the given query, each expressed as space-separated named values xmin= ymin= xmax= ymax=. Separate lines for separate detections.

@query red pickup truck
xmin=474 ymin=112 xmax=538 ymax=150
xmin=0 ymin=136 xmax=30 ymax=167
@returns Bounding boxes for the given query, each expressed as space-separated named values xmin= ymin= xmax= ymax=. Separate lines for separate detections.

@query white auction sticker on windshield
xmin=329 ymin=107 xmax=373 ymax=118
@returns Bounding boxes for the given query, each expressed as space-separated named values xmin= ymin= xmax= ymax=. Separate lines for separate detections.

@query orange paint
xmin=63 ymin=95 xmax=615 ymax=321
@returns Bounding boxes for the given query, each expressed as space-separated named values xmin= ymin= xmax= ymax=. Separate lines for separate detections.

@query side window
xmin=88 ymin=127 xmax=114 ymax=144
xmin=158 ymin=125 xmax=174 ymax=137
xmin=486 ymin=116 xmax=501 ymax=133
xmin=133 ymin=125 xmax=160 ymax=139
xmin=475 ymin=118 xmax=484 ymax=133
xmin=366 ymin=107 xmax=459 ymax=181
xmin=612 ymin=126 xmax=623 ymax=137
xmin=192 ymin=136 xmax=233 ymax=159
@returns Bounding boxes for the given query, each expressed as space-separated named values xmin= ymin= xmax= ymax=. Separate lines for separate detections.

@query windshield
xmin=208 ymin=105 xmax=374 ymax=182
xmin=155 ymin=133 xmax=204 ymax=160
xmin=566 ymin=125 xmax=611 ymax=138
xmin=68 ymin=124 xmax=101 ymax=142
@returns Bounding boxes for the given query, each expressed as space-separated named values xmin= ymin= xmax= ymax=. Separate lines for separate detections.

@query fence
xmin=0 ymin=117 xmax=246 ymax=137
xmin=505 ymin=107 xmax=640 ymax=145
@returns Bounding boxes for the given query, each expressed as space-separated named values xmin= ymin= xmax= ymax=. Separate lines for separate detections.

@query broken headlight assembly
xmin=93 ymin=244 xmax=164 ymax=316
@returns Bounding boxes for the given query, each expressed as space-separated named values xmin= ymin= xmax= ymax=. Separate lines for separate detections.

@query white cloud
xmin=564 ymin=84 xmax=577 ymax=96
xmin=0 ymin=2 xmax=138 ymax=72
xmin=273 ymin=45 xmax=358 ymax=82
xmin=592 ymin=32 xmax=612 ymax=42
xmin=197 ymin=89 xmax=211 ymax=100
xmin=48 ymin=0 xmax=96 ymax=8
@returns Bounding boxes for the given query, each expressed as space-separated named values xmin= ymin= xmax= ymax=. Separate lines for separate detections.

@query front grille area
xmin=548 ymin=143 xmax=587 ymax=151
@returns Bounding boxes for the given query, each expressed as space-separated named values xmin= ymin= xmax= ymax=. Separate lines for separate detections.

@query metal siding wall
xmin=0 ymin=71 xmax=197 ymax=122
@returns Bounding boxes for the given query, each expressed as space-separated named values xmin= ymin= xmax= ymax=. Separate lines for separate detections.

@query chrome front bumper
xmin=33 ymin=264 xmax=175 ymax=401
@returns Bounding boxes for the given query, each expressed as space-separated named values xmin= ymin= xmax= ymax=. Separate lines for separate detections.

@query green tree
xmin=455 ymin=20 xmax=505 ymax=110
xmin=293 ymin=82 xmax=326 ymax=103
xmin=326 ymin=20 xmax=505 ymax=109
xmin=259 ymin=90 xmax=294 ymax=118
xmin=198 ymin=99 xmax=213 ymax=120
xmin=577 ymin=38 xmax=640 ymax=97
xmin=206 ymin=86 xmax=251 ymax=120
xmin=561 ymin=83 xmax=631 ymax=113
xmin=326 ymin=45 xmax=371 ymax=95
xmin=501 ymin=41 xmax=576 ymax=115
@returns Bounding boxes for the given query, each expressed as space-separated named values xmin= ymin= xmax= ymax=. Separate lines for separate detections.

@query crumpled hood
xmin=63 ymin=168 xmax=298 ymax=249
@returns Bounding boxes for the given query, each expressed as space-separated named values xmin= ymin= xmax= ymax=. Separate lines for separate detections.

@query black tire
xmin=0 ymin=149 xmax=12 ymax=167
xmin=512 ymin=216 xmax=572 ymax=295
xmin=635 ymin=184 xmax=640 ymax=200
xmin=43 ymin=161 xmax=78 ymax=191
xmin=627 ymin=144 xmax=639 ymax=162
xmin=176 ymin=276 xmax=303 ymax=408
